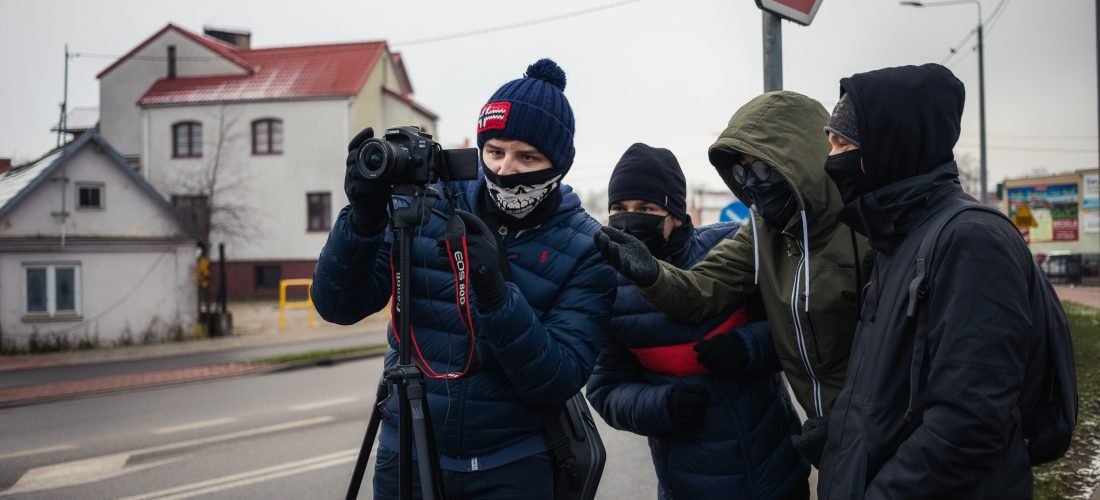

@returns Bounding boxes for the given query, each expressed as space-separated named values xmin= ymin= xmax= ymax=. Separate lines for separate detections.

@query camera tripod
xmin=345 ymin=185 xmax=446 ymax=500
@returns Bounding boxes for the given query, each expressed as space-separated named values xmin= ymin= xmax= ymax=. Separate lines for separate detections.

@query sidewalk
xmin=1054 ymin=285 xmax=1100 ymax=309
xmin=0 ymin=302 xmax=390 ymax=407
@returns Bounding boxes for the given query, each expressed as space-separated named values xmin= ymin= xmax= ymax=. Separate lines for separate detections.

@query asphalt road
xmin=0 ymin=356 xmax=656 ymax=499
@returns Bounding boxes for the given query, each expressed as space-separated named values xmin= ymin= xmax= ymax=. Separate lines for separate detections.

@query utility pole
xmin=762 ymin=11 xmax=783 ymax=92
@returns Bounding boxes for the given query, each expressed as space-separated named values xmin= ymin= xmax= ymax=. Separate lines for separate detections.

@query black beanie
xmin=607 ymin=143 xmax=687 ymax=221
xmin=825 ymin=93 xmax=861 ymax=147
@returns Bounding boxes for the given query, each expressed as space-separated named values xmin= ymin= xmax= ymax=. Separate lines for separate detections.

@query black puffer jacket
xmin=818 ymin=64 xmax=1043 ymax=499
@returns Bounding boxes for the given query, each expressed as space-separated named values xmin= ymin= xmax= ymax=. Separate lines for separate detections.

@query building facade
xmin=97 ymin=24 xmax=438 ymax=299
xmin=0 ymin=132 xmax=202 ymax=350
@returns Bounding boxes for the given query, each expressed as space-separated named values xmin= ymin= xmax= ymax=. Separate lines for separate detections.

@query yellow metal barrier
xmin=279 ymin=279 xmax=316 ymax=331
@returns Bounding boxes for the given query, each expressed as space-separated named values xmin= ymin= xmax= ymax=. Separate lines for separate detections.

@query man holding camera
xmin=311 ymin=58 xmax=613 ymax=499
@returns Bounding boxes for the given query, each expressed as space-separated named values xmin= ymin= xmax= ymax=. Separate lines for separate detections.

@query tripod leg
xmin=345 ymin=380 xmax=390 ymax=500
xmin=407 ymin=377 xmax=445 ymax=500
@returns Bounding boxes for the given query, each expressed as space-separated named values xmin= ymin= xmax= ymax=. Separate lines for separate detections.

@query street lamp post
xmin=901 ymin=0 xmax=987 ymax=204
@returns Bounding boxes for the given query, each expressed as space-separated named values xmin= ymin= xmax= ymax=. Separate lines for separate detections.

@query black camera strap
xmin=387 ymin=215 xmax=477 ymax=380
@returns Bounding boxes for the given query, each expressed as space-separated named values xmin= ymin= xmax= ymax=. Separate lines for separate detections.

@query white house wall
xmin=100 ymin=29 xmax=248 ymax=159
xmin=1 ymin=144 xmax=189 ymax=239
xmin=143 ymin=99 xmax=349 ymax=261
xmin=0 ymin=244 xmax=197 ymax=348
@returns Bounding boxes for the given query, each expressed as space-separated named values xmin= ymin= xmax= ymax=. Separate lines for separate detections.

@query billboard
xmin=1083 ymin=172 xmax=1099 ymax=234
xmin=1006 ymin=183 xmax=1079 ymax=242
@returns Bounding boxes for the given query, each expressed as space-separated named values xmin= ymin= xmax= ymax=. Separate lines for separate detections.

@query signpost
xmin=720 ymin=200 xmax=752 ymax=224
xmin=755 ymin=0 xmax=825 ymax=92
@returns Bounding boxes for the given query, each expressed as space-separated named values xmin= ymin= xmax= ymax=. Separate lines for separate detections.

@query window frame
xmin=23 ymin=263 xmax=82 ymax=320
xmin=306 ymin=192 xmax=332 ymax=232
xmin=254 ymin=265 xmax=282 ymax=291
xmin=76 ymin=182 xmax=105 ymax=210
xmin=251 ymin=118 xmax=283 ymax=156
xmin=172 ymin=121 xmax=203 ymax=159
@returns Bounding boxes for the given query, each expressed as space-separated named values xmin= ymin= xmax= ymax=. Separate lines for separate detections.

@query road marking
xmin=0 ymin=444 xmax=78 ymax=461
xmin=153 ymin=418 xmax=238 ymax=435
xmin=0 ymin=417 xmax=334 ymax=496
xmin=118 ymin=448 xmax=359 ymax=500
xmin=289 ymin=396 xmax=359 ymax=411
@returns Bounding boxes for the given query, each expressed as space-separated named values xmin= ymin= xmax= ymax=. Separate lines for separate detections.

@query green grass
xmin=1035 ymin=302 xmax=1100 ymax=500
xmin=245 ymin=343 xmax=388 ymax=365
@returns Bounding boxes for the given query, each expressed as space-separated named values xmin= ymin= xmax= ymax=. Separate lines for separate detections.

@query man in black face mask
xmin=587 ymin=143 xmax=810 ymax=499
xmin=817 ymin=64 xmax=1070 ymax=500
xmin=594 ymin=92 xmax=873 ymax=469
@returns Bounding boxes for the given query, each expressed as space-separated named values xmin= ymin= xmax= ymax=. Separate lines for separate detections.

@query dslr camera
xmin=356 ymin=126 xmax=479 ymax=185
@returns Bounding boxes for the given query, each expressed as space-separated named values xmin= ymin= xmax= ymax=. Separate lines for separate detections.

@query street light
xmin=901 ymin=0 xmax=987 ymax=204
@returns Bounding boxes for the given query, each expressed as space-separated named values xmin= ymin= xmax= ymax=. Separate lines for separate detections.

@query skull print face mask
xmin=481 ymin=165 xmax=563 ymax=220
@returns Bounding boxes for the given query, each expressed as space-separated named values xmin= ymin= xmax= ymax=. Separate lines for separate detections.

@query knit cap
xmin=824 ymin=93 xmax=861 ymax=147
xmin=477 ymin=59 xmax=576 ymax=172
xmin=607 ymin=143 xmax=688 ymax=221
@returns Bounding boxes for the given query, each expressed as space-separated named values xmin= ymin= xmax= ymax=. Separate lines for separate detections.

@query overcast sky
xmin=2 ymin=0 xmax=1097 ymax=200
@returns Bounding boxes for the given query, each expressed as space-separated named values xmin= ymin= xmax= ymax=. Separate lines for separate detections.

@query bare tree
xmin=955 ymin=151 xmax=981 ymax=198
xmin=168 ymin=105 xmax=256 ymax=244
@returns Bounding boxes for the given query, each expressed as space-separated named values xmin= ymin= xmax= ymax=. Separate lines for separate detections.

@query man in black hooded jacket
xmin=816 ymin=64 xmax=1051 ymax=499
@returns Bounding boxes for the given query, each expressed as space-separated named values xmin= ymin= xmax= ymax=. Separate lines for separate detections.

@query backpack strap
xmin=904 ymin=200 xmax=1016 ymax=422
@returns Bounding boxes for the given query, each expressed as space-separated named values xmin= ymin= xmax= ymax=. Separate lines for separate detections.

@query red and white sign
xmin=756 ymin=0 xmax=824 ymax=26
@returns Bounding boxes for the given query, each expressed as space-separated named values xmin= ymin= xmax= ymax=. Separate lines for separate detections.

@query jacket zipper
xmin=789 ymin=240 xmax=824 ymax=418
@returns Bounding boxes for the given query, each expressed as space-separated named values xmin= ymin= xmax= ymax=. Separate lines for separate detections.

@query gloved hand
xmin=694 ymin=331 xmax=750 ymax=376
xmin=593 ymin=226 xmax=660 ymax=287
xmin=450 ymin=210 xmax=509 ymax=312
xmin=344 ymin=127 xmax=391 ymax=235
xmin=791 ymin=415 xmax=829 ymax=467
xmin=667 ymin=384 xmax=710 ymax=430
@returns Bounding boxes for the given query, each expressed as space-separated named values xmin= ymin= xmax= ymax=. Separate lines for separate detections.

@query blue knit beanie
xmin=477 ymin=58 xmax=576 ymax=172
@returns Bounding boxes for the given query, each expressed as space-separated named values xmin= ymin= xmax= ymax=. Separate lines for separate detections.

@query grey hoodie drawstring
xmin=801 ymin=209 xmax=811 ymax=313
xmin=749 ymin=208 xmax=761 ymax=284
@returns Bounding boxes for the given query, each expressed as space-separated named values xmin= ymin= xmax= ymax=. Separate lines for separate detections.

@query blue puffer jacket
xmin=586 ymin=222 xmax=808 ymax=500
xmin=311 ymin=177 xmax=614 ymax=467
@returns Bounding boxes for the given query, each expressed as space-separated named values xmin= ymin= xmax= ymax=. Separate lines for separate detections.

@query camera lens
xmin=357 ymin=139 xmax=393 ymax=180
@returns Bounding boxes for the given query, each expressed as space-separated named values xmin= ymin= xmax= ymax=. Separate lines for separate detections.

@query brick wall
xmin=207 ymin=259 xmax=318 ymax=301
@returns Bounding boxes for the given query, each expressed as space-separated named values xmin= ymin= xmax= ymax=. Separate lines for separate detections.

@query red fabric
xmin=628 ymin=307 xmax=750 ymax=377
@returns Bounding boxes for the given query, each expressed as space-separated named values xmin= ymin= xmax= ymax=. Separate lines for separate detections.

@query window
xmin=76 ymin=183 xmax=104 ymax=209
xmin=171 ymin=194 xmax=211 ymax=240
xmin=172 ymin=121 xmax=203 ymax=158
xmin=24 ymin=264 xmax=81 ymax=318
xmin=255 ymin=265 xmax=282 ymax=290
xmin=252 ymin=119 xmax=283 ymax=155
xmin=307 ymin=192 xmax=332 ymax=232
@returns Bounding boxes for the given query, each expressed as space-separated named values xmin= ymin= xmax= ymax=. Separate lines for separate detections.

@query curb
xmin=0 ymin=348 xmax=388 ymax=409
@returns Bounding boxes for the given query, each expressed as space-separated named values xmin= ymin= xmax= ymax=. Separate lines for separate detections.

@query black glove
xmin=593 ymin=226 xmax=660 ymax=287
xmin=344 ymin=127 xmax=391 ymax=235
xmin=449 ymin=210 xmax=509 ymax=312
xmin=667 ymin=384 xmax=709 ymax=430
xmin=693 ymin=331 xmax=750 ymax=376
xmin=791 ymin=415 xmax=829 ymax=467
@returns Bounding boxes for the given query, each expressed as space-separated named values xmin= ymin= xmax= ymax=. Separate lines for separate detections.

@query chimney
xmin=0 ymin=158 xmax=12 ymax=175
xmin=203 ymin=27 xmax=251 ymax=49
xmin=167 ymin=45 xmax=176 ymax=79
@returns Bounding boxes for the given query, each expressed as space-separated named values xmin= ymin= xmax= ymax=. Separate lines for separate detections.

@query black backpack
xmin=904 ymin=200 xmax=1078 ymax=466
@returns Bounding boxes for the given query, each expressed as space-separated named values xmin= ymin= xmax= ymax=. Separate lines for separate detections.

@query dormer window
xmin=172 ymin=121 xmax=202 ymax=158
xmin=252 ymin=118 xmax=283 ymax=155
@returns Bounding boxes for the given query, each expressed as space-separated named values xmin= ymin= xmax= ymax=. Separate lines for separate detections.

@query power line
xmin=960 ymin=132 xmax=1098 ymax=140
xmin=392 ymin=0 xmax=645 ymax=47
xmin=941 ymin=0 xmax=1009 ymax=67
xmin=70 ymin=52 xmax=226 ymax=62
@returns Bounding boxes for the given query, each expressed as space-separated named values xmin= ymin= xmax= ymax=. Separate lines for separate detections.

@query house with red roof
xmin=97 ymin=24 xmax=438 ymax=300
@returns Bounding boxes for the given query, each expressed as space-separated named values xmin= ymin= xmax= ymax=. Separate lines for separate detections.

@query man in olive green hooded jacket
xmin=595 ymin=91 xmax=872 ymax=464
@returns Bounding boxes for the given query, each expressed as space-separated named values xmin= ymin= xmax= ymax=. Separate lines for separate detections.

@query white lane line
xmin=153 ymin=418 xmax=238 ymax=435
xmin=0 ymin=417 xmax=334 ymax=496
xmin=0 ymin=444 xmax=78 ymax=461
xmin=118 ymin=448 xmax=358 ymax=500
xmin=289 ymin=396 xmax=359 ymax=411
xmin=137 ymin=416 xmax=334 ymax=455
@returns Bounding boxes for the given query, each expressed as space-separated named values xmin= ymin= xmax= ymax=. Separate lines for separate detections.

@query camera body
xmin=356 ymin=126 xmax=479 ymax=185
